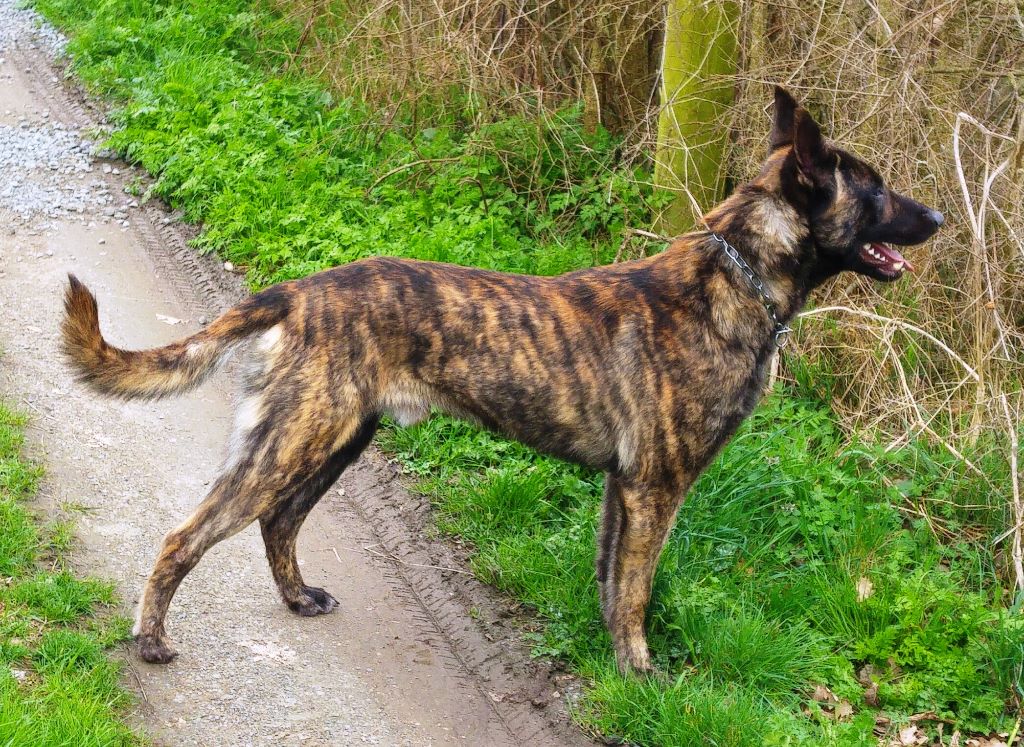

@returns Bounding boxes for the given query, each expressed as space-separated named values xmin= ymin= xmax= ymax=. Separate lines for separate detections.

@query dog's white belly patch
xmin=382 ymin=385 xmax=432 ymax=427
xmin=391 ymin=404 xmax=430 ymax=427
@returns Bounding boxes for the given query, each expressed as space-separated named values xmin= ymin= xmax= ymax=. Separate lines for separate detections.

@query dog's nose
xmin=926 ymin=209 xmax=944 ymax=227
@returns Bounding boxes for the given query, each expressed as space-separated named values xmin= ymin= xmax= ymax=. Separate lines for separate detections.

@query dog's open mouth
xmin=858 ymin=242 xmax=914 ymax=278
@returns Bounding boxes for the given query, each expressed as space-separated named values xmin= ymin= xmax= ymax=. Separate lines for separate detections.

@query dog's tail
xmin=62 ymin=274 xmax=290 ymax=399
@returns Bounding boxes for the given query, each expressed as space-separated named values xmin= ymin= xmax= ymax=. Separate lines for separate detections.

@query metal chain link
xmin=709 ymin=233 xmax=793 ymax=348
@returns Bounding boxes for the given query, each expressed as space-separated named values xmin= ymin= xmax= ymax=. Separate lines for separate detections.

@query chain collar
xmin=709 ymin=232 xmax=793 ymax=348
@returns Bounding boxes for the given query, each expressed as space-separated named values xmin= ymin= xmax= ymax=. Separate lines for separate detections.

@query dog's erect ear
xmin=769 ymin=86 xmax=800 ymax=152
xmin=793 ymin=109 xmax=829 ymax=183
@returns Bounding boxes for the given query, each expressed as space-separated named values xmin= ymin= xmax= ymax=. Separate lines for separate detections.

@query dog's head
xmin=765 ymin=87 xmax=943 ymax=282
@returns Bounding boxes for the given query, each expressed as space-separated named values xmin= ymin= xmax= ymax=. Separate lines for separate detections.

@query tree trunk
xmin=654 ymin=0 xmax=738 ymax=235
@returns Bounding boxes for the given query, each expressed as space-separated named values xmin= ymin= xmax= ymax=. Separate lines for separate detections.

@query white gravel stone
xmin=0 ymin=124 xmax=112 ymax=219
xmin=0 ymin=4 xmax=113 ymax=223
xmin=0 ymin=0 xmax=66 ymax=56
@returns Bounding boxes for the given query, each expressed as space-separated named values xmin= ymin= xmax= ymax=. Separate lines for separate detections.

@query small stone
xmin=224 ymin=261 xmax=234 ymax=272
xmin=98 ymin=238 xmax=106 ymax=245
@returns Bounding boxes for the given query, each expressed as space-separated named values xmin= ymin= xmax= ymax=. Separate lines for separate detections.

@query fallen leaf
xmin=812 ymin=684 xmax=838 ymax=703
xmin=889 ymin=724 xmax=928 ymax=746
xmin=834 ymin=701 xmax=854 ymax=720
xmin=874 ymin=721 xmax=890 ymax=737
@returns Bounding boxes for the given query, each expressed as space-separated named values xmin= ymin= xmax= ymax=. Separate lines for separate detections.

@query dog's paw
xmin=614 ymin=640 xmax=655 ymax=678
xmin=136 ymin=634 xmax=178 ymax=664
xmin=288 ymin=586 xmax=339 ymax=616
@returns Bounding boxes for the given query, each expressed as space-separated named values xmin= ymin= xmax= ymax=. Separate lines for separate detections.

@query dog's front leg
xmin=603 ymin=477 xmax=689 ymax=675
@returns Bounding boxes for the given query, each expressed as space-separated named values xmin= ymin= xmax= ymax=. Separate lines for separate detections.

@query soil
xmin=0 ymin=24 xmax=592 ymax=747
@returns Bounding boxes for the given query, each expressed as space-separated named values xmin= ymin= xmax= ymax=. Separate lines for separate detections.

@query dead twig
xmin=797 ymin=306 xmax=980 ymax=382
xmin=367 ymin=157 xmax=460 ymax=194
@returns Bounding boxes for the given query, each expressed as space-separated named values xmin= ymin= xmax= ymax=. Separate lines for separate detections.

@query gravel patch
xmin=0 ymin=0 xmax=67 ymax=56
xmin=0 ymin=122 xmax=114 ymax=220
xmin=0 ymin=1 xmax=113 ymax=226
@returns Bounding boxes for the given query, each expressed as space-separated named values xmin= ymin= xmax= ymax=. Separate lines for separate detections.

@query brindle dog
xmin=61 ymin=88 xmax=943 ymax=673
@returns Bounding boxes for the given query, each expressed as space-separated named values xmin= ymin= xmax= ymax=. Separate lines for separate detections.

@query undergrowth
xmin=0 ymin=403 xmax=138 ymax=746
xmin=34 ymin=0 xmax=654 ymax=288
xmin=30 ymin=0 xmax=1024 ymax=743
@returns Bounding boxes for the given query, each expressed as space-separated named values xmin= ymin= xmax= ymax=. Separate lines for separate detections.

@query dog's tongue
xmin=872 ymin=243 xmax=915 ymax=273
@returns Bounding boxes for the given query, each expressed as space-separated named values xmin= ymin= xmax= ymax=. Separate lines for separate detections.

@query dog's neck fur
xmin=699 ymin=180 xmax=817 ymax=325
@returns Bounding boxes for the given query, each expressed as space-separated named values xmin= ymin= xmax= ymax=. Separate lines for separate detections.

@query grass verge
xmin=29 ymin=0 xmax=1024 ymax=743
xmin=0 ymin=402 xmax=138 ymax=745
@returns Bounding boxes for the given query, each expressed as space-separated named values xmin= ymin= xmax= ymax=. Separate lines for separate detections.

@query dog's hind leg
xmin=259 ymin=415 xmax=379 ymax=616
xmin=133 ymin=407 xmax=366 ymax=664
xmin=133 ymin=466 xmax=273 ymax=663
xmin=605 ymin=478 xmax=689 ymax=675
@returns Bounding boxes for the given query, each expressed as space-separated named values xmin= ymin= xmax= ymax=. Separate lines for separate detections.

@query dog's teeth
xmin=863 ymin=243 xmax=871 ymax=250
xmin=891 ymin=261 xmax=903 ymax=271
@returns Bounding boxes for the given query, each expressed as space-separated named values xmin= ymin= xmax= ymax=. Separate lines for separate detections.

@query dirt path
xmin=0 ymin=10 xmax=588 ymax=747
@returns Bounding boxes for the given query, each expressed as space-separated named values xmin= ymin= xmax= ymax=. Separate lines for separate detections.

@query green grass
xmin=28 ymin=0 xmax=1024 ymax=743
xmin=0 ymin=403 xmax=139 ymax=746
xmin=381 ymin=396 xmax=1023 ymax=744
